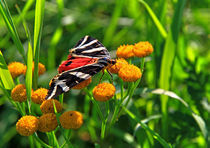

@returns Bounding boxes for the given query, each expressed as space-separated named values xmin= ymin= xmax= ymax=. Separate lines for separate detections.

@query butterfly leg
xmin=107 ymin=70 xmax=114 ymax=84
xmin=99 ymin=70 xmax=105 ymax=83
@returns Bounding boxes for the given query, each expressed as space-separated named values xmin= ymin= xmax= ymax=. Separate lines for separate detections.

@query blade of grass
xmin=149 ymin=88 xmax=208 ymax=145
xmin=103 ymin=0 xmax=124 ymax=46
xmin=48 ymin=27 xmax=63 ymax=70
xmin=0 ymin=0 xmax=26 ymax=62
xmin=137 ymin=0 xmax=167 ymax=39
xmin=0 ymin=50 xmax=14 ymax=89
xmin=123 ymin=106 xmax=172 ymax=148
xmin=16 ymin=4 xmax=34 ymax=114
xmin=33 ymin=0 xmax=45 ymax=89
xmin=159 ymin=0 xmax=186 ymax=138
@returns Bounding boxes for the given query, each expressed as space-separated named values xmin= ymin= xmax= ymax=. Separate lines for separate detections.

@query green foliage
xmin=0 ymin=0 xmax=209 ymax=147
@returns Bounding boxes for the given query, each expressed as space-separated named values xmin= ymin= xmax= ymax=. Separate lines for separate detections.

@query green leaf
xmin=0 ymin=50 xmax=14 ymax=90
xmin=33 ymin=0 xmax=45 ymax=89
xmin=16 ymin=3 xmax=33 ymax=114
xmin=0 ymin=0 xmax=26 ymax=62
xmin=138 ymin=0 xmax=167 ymax=39
xmin=159 ymin=0 xmax=186 ymax=138
xmin=123 ymin=107 xmax=172 ymax=148
xmin=103 ymin=0 xmax=124 ymax=45
xmin=150 ymin=88 xmax=208 ymax=142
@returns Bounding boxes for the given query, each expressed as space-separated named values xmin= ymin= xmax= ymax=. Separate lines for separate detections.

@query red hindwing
xmin=58 ymin=56 xmax=97 ymax=73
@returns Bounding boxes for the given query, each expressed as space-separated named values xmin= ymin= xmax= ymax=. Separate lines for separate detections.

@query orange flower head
xmin=72 ymin=78 xmax=92 ymax=89
xmin=40 ymin=99 xmax=63 ymax=114
xmin=8 ymin=62 xmax=26 ymax=78
xmin=133 ymin=41 xmax=153 ymax=57
xmin=37 ymin=62 xmax=46 ymax=75
xmin=16 ymin=115 xmax=39 ymax=136
xmin=38 ymin=113 xmax=58 ymax=132
xmin=11 ymin=84 xmax=27 ymax=102
xmin=108 ymin=58 xmax=128 ymax=74
xmin=93 ymin=83 xmax=115 ymax=101
xmin=31 ymin=88 xmax=48 ymax=104
xmin=59 ymin=111 xmax=83 ymax=129
xmin=24 ymin=62 xmax=46 ymax=76
xmin=116 ymin=44 xmax=135 ymax=59
xmin=118 ymin=64 xmax=142 ymax=82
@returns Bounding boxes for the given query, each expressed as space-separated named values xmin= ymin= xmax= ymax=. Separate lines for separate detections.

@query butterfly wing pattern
xmin=70 ymin=36 xmax=111 ymax=58
xmin=45 ymin=36 xmax=115 ymax=100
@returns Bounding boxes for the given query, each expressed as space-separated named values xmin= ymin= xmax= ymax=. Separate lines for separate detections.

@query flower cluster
xmin=11 ymin=39 xmax=154 ymax=141
xmin=116 ymin=41 xmax=153 ymax=59
xmin=10 ymin=62 xmax=84 ymax=136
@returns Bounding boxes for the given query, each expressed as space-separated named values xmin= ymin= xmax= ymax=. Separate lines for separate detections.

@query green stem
xmin=26 ymin=98 xmax=31 ymax=114
xmin=84 ymin=88 xmax=104 ymax=121
xmin=29 ymin=135 xmax=34 ymax=148
xmin=60 ymin=127 xmax=73 ymax=147
xmin=59 ymin=94 xmax=64 ymax=106
xmin=101 ymin=121 xmax=106 ymax=139
xmin=33 ymin=133 xmax=52 ymax=148
xmin=51 ymin=131 xmax=60 ymax=148
xmin=16 ymin=102 xmax=25 ymax=116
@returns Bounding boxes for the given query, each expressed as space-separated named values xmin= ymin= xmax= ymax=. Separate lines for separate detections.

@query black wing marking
xmin=69 ymin=35 xmax=111 ymax=59
xmin=45 ymin=58 xmax=109 ymax=100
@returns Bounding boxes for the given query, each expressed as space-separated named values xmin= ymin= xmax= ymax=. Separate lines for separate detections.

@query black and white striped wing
xmin=45 ymin=58 xmax=109 ymax=100
xmin=70 ymin=35 xmax=111 ymax=59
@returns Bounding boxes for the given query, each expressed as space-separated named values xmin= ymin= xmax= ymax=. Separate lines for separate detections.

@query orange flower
xmin=93 ymin=83 xmax=115 ymax=101
xmin=24 ymin=62 xmax=46 ymax=76
xmin=133 ymin=41 xmax=153 ymax=57
xmin=31 ymin=88 xmax=48 ymax=104
xmin=36 ymin=62 xmax=46 ymax=75
xmin=40 ymin=99 xmax=63 ymax=114
xmin=16 ymin=115 xmax=39 ymax=136
xmin=38 ymin=113 xmax=58 ymax=132
xmin=11 ymin=84 xmax=27 ymax=102
xmin=59 ymin=111 xmax=83 ymax=129
xmin=116 ymin=45 xmax=135 ymax=59
xmin=108 ymin=58 xmax=128 ymax=74
xmin=118 ymin=64 xmax=142 ymax=82
xmin=72 ymin=78 xmax=92 ymax=89
xmin=8 ymin=62 xmax=26 ymax=78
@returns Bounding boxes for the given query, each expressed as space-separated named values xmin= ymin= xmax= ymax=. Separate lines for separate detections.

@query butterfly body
xmin=45 ymin=36 xmax=115 ymax=100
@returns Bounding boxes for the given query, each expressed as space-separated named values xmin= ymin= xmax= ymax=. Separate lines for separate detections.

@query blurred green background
xmin=0 ymin=0 xmax=209 ymax=147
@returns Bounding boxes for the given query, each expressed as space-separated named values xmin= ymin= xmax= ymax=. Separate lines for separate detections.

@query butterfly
xmin=45 ymin=35 xmax=116 ymax=100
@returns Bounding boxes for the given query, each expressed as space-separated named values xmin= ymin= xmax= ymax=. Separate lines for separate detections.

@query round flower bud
xmin=37 ymin=62 xmax=46 ymax=75
xmin=59 ymin=111 xmax=83 ymax=129
xmin=72 ymin=78 xmax=92 ymax=89
xmin=118 ymin=64 xmax=142 ymax=82
xmin=133 ymin=41 xmax=153 ymax=57
xmin=11 ymin=84 xmax=27 ymax=102
xmin=16 ymin=115 xmax=39 ymax=136
xmin=38 ymin=113 xmax=58 ymax=132
xmin=8 ymin=62 xmax=26 ymax=78
xmin=116 ymin=45 xmax=134 ymax=59
xmin=31 ymin=88 xmax=48 ymax=104
xmin=40 ymin=99 xmax=63 ymax=114
xmin=93 ymin=83 xmax=115 ymax=101
xmin=108 ymin=58 xmax=128 ymax=74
